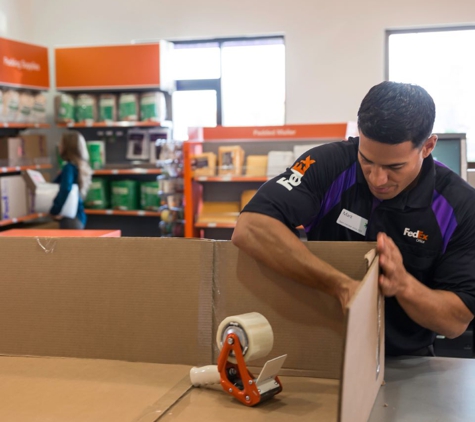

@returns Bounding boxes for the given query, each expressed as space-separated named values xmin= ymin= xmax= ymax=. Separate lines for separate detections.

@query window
xmin=386 ymin=27 xmax=475 ymax=161
xmin=171 ymin=36 xmax=285 ymax=140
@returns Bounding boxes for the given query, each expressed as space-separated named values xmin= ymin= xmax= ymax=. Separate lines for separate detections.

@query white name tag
xmin=336 ymin=209 xmax=368 ymax=236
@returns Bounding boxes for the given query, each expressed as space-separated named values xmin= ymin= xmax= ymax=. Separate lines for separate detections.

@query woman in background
xmin=50 ymin=131 xmax=92 ymax=229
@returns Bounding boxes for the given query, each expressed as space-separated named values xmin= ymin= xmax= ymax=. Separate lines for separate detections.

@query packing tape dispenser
xmin=190 ymin=312 xmax=287 ymax=406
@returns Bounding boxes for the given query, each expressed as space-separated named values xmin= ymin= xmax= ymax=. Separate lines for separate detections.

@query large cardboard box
xmin=0 ymin=175 xmax=28 ymax=220
xmin=0 ymin=238 xmax=382 ymax=422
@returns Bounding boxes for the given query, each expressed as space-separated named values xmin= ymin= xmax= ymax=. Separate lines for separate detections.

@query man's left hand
xmin=377 ymin=232 xmax=409 ymax=297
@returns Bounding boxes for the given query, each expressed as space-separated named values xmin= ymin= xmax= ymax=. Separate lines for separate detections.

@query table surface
xmin=0 ymin=229 xmax=121 ymax=237
xmin=368 ymin=356 xmax=475 ymax=422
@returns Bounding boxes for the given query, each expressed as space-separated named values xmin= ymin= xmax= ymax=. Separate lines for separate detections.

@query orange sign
xmin=199 ymin=123 xmax=356 ymax=141
xmin=55 ymin=44 xmax=162 ymax=90
xmin=0 ymin=37 xmax=49 ymax=89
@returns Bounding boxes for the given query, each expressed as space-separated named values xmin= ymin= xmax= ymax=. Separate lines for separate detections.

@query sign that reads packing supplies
xmin=0 ymin=37 xmax=49 ymax=89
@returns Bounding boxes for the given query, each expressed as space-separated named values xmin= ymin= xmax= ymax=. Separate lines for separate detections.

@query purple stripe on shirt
xmin=432 ymin=190 xmax=458 ymax=254
xmin=304 ymin=162 xmax=357 ymax=233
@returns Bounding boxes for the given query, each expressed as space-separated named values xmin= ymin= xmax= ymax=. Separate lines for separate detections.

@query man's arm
xmin=232 ymin=212 xmax=360 ymax=310
xmin=377 ymin=232 xmax=474 ymax=338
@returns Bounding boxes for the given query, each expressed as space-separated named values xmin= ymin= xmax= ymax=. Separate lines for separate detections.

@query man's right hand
xmin=337 ymin=278 xmax=361 ymax=311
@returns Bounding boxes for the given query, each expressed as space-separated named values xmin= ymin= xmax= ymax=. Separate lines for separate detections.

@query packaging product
xmin=23 ymin=169 xmax=78 ymax=218
xmin=218 ymin=146 xmax=245 ymax=176
xmin=110 ymin=180 xmax=139 ymax=210
xmin=140 ymin=181 xmax=161 ymax=211
xmin=0 ymin=175 xmax=28 ymax=220
xmin=192 ymin=152 xmax=217 ymax=177
xmin=140 ymin=91 xmax=167 ymax=122
xmin=31 ymin=92 xmax=47 ymax=123
xmin=98 ymin=94 xmax=118 ymax=122
xmin=196 ymin=201 xmax=241 ymax=225
xmin=2 ymin=89 xmax=20 ymax=122
xmin=16 ymin=91 xmax=34 ymax=123
xmin=266 ymin=150 xmax=295 ymax=177
xmin=54 ymin=93 xmax=75 ymax=123
xmin=87 ymin=140 xmax=106 ymax=170
xmin=75 ymin=94 xmax=98 ymax=123
xmin=0 ymin=238 xmax=381 ymax=422
xmin=245 ymin=155 xmax=268 ymax=177
xmin=20 ymin=133 xmax=48 ymax=161
xmin=85 ymin=178 xmax=109 ymax=209
xmin=126 ymin=129 xmax=149 ymax=160
xmin=240 ymin=189 xmax=258 ymax=210
xmin=148 ymin=128 xmax=171 ymax=163
xmin=119 ymin=93 xmax=139 ymax=121
xmin=0 ymin=137 xmax=23 ymax=166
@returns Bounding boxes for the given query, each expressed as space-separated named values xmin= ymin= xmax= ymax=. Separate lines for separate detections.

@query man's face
xmin=358 ymin=132 xmax=437 ymax=200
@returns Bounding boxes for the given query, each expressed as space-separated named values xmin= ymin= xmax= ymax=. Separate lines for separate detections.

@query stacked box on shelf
xmin=85 ymin=178 xmax=109 ymax=210
xmin=140 ymin=181 xmax=161 ymax=211
xmin=110 ymin=180 xmax=139 ymax=211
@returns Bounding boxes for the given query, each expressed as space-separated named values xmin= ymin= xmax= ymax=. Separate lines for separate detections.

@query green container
xmin=75 ymin=95 xmax=96 ymax=122
xmin=99 ymin=95 xmax=117 ymax=121
xmin=56 ymin=94 xmax=74 ymax=122
xmin=140 ymin=181 xmax=161 ymax=211
xmin=85 ymin=178 xmax=109 ymax=209
xmin=111 ymin=180 xmax=139 ymax=211
xmin=87 ymin=141 xmax=106 ymax=170
xmin=119 ymin=94 xmax=139 ymax=121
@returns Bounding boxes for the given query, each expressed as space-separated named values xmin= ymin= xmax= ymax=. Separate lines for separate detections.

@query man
xmin=232 ymin=81 xmax=475 ymax=356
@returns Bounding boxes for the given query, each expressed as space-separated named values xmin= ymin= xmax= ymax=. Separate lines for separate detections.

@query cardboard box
xmin=240 ymin=189 xmax=258 ymax=210
xmin=245 ymin=155 xmax=268 ymax=177
xmin=196 ymin=201 xmax=241 ymax=224
xmin=218 ymin=146 xmax=245 ymax=176
xmin=20 ymin=133 xmax=48 ymax=161
xmin=192 ymin=152 xmax=217 ymax=177
xmin=0 ymin=137 xmax=23 ymax=165
xmin=0 ymin=238 xmax=382 ymax=422
xmin=0 ymin=175 xmax=28 ymax=219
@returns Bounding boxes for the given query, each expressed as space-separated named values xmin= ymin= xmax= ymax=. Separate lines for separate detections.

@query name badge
xmin=336 ymin=209 xmax=368 ymax=236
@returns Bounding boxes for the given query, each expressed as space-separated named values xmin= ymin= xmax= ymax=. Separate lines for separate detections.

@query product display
xmin=0 ymin=175 xmax=29 ymax=220
xmin=2 ymin=89 xmax=20 ymax=122
xmin=149 ymin=128 xmax=171 ymax=163
xmin=98 ymin=94 xmax=118 ymax=122
xmin=85 ymin=178 xmax=109 ymax=209
xmin=126 ymin=129 xmax=149 ymax=160
xmin=75 ymin=94 xmax=98 ymax=123
xmin=266 ymin=150 xmax=295 ymax=177
xmin=245 ymin=155 xmax=268 ymax=177
xmin=218 ymin=145 xmax=245 ymax=176
xmin=17 ymin=92 xmax=34 ymax=123
xmin=140 ymin=91 xmax=167 ymax=122
xmin=110 ymin=180 xmax=139 ymax=210
xmin=54 ymin=93 xmax=75 ymax=124
xmin=32 ymin=92 xmax=47 ymax=123
xmin=192 ymin=152 xmax=217 ymax=177
xmin=119 ymin=93 xmax=139 ymax=121
xmin=87 ymin=140 xmax=106 ymax=169
xmin=140 ymin=181 xmax=161 ymax=211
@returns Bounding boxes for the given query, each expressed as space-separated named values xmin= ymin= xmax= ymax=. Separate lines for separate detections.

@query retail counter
xmin=368 ymin=356 xmax=475 ymax=421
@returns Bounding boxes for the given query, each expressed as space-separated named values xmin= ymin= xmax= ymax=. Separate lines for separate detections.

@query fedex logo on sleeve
xmin=276 ymin=155 xmax=315 ymax=191
xmin=403 ymin=227 xmax=428 ymax=243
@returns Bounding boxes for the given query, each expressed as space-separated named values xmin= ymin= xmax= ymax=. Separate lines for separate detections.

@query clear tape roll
xmin=216 ymin=312 xmax=274 ymax=363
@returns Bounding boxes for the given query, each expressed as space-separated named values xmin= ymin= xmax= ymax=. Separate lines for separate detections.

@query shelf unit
xmin=92 ymin=168 xmax=163 ymax=175
xmin=57 ymin=121 xmax=171 ymax=128
xmin=85 ymin=209 xmax=162 ymax=217
xmin=184 ymin=123 xmax=356 ymax=239
xmin=0 ymin=36 xmax=51 ymax=229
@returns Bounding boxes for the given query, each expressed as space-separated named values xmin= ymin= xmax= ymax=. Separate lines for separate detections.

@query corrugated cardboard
xmin=0 ymin=238 xmax=382 ymax=421
xmin=0 ymin=175 xmax=28 ymax=220
xmin=20 ymin=133 xmax=48 ymax=160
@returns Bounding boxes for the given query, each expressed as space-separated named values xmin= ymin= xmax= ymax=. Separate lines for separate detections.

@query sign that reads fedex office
xmin=0 ymin=37 xmax=49 ymax=89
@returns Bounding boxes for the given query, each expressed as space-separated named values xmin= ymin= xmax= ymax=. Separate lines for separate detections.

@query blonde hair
xmin=59 ymin=131 xmax=93 ymax=198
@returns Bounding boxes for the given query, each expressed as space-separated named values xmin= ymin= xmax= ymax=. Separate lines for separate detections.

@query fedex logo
xmin=403 ymin=227 xmax=428 ymax=243
xmin=277 ymin=155 xmax=315 ymax=191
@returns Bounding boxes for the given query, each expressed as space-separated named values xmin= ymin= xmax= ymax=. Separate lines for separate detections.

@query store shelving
xmin=85 ymin=209 xmax=162 ymax=217
xmin=0 ymin=213 xmax=48 ymax=227
xmin=1 ymin=163 xmax=52 ymax=174
xmin=92 ymin=168 xmax=163 ymax=175
xmin=1 ymin=123 xmax=50 ymax=129
xmin=57 ymin=121 xmax=171 ymax=129
xmin=184 ymin=123 xmax=357 ymax=239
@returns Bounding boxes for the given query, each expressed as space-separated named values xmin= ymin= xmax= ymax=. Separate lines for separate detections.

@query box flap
xmin=213 ymin=241 xmax=376 ymax=378
xmin=0 ymin=237 xmax=213 ymax=366
xmin=0 ymin=356 xmax=191 ymax=422
xmin=339 ymin=255 xmax=384 ymax=422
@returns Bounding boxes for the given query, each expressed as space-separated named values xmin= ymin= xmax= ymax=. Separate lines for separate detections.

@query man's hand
xmin=377 ymin=232 xmax=410 ymax=297
xmin=337 ymin=277 xmax=361 ymax=311
xmin=51 ymin=214 xmax=63 ymax=221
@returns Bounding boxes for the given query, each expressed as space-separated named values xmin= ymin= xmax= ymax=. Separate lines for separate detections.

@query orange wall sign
xmin=55 ymin=44 xmax=161 ymax=90
xmin=199 ymin=123 xmax=357 ymax=141
xmin=0 ymin=37 xmax=49 ymax=89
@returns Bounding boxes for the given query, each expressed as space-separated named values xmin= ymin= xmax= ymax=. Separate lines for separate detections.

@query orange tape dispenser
xmin=190 ymin=312 xmax=287 ymax=406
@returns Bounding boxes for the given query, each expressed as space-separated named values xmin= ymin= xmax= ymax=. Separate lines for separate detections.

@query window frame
xmin=172 ymin=35 xmax=285 ymax=126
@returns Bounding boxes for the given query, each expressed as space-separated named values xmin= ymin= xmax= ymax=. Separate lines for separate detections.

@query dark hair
xmin=357 ymin=81 xmax=436 ymax=148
